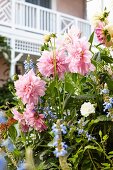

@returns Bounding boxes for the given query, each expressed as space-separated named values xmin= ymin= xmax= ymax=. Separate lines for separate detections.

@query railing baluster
xmin=26 ymin=5 xmax=28 ymax=27
xmin=13 ymin=0 xmax=91 ymax=38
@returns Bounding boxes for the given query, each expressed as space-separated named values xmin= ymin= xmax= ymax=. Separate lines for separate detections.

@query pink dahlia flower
xmin=56 ymin=26 xmax=80 ymax=50
xmin=12 ymin=109 xmax=29 ymax=132
xmin=12 ymin=106 xmax=47 ymax=132
xmin=34 ymin=114 xmax=47 ymax=132
xmin=37 ymin=50 xmax=69 ymax=78
xmin=14 ymin=69 xmax=46 ymax=105
xmin=24 ymin=107 xmax=47 ymax=132
xmin=94 ymin=22 xmax=106 ymax=44
xmin=64 ymin=25 xmax=81 ymax=45
xmin=23 ymin=104 xmax=35 ymax=127
xmin=67 ymin=38 xmax=95 ymax=75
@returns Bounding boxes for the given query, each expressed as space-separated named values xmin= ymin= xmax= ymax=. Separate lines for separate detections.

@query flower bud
xmin=13 ymin=74 xmax=19 ymax=81
xmin=44 ymin=34 xmax=50 ymax=42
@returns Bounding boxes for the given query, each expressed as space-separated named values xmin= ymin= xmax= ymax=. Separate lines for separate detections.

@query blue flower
xmin=109 ymin=98 xmax=113 ymax=104
xmin=0 ymin=155 xmax=7 ymax=170
xmin=53 ymin=148 xmax=67 ymax=157
xmin=60 ymin=124 xmax=67 ymax=134
xmin=86 ymin=132 xmax=96 ymax=141
xmin=61 ymin=142 xmax=68 ymax=149
xmin=24 ymin=59 xmax=34 ymax=74
xmin=53 ymin=141 xmax=58 ymax=147
xmin=78 ymin=129 xmax=84 ymax=135
xmin=0 ymin=116 xmax=7 ymax=123
xmin=101 ymin=89 xmax=109 ymax=94
xmin=0 ymin=111 xmax=7 ymax=123
xmin=2 ymin=138 xmax=15 ymax=152
xmin=59 ymin=149 xmax=67 ymax=156
xmin=17 ymin=161 xmax=26 ymax=170
xmin=103 ymin=103 xmax=112 ymax=111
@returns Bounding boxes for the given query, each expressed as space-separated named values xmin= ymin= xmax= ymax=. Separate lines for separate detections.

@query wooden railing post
xmin=56 ymin=13 xmax=61 ymax=33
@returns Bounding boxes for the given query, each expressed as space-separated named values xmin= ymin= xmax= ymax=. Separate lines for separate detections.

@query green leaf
xmin=108 ymin=151 xmax=113 ymax=155
xmin=106 ymin=34 xmax=111 ymax=42
xmin=84 ymin=145 xmax=103 ymax=152
xmin=103 ymin=135 xmax=108 ymax=141
xmin=101 ymin=163 xmax=110 ymax=167
xmin=101 ymin=55 xmax=113 ymax=63
xmin=99 ymin=130 xmax=102 ymax=138
xmin=76 ymin=138 xmax=82 ymax=143
xmin=8 ymin=125 xmax=17 ymax=141
xmin=88 ymin=32 xmax=94 ymax=50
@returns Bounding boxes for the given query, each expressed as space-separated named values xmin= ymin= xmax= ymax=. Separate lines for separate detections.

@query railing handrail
xmin=16 ymin=0 xmax=90 ymax=25
xmin=0 ymin=0 xmax=91 ymax=41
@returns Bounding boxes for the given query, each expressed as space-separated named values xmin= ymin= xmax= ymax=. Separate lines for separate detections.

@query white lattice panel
xmin=6 ymin=38 xmax=11 ymax=46
xmin=0 ymin=0 xmax=11 ymax=23
xmin=15 ymin=39 xmax=41 ymax=55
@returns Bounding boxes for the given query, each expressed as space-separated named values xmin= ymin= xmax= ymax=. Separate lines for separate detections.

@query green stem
xmin=87 ymin=149 xmax=97 ymax=170
xmin=62 ymin=79 xmax=66 ymax=113
xmin=94 ymin=140 xmax=112 ymax=164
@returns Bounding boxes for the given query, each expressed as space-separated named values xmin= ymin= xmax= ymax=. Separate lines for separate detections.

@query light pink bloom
xmin=24 ymin=104 xmax=47 ymax=132
xmin=67 ymin=38 xmax=95 ymax=75
xmin=34 ymin=114 xmax=47 ymax=132
xmin=23 ymin=104 xmax=35 ymax=127
xmin=37 ymin=50 xmax=69 ymax=78
xmin=94 ymin=21 xmax=106 ymax=44
xmin=14 ymin=69 xmax=46 ymax=105
xmin=56 ymin=26 xmax=80 ymax=50
xmin=64 ymin=25 xmax=81 ymax=45
xmin=12 ymin=107 xmax=47 ymax=132
xmin=24 ymin=109 xmax=47 ymax=132
xmin=12 ymin=109 xmax=29 ymax=132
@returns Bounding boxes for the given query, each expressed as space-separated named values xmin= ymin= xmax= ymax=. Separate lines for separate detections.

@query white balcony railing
xmin=0 ymin=0 xmax=91 ymax=38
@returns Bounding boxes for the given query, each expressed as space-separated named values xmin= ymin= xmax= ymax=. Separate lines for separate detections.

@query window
xmin=26 ymin=0 xmax=51 ymax=9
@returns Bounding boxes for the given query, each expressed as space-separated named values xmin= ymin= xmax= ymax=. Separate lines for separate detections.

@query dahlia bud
xmin=44 ymin=34 xmax=51 ymax=43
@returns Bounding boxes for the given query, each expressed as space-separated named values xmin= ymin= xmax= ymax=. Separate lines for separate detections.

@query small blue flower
xmin=59 ymin=149 xmax=67 ymax=157
xmin=86 ymin=132 xmax=96 ymax=141
xmin=101 ymin=89 xmax=109 ymax=94
xmin=60 ymin=124 xmax=67 ymax=134
xmin=61 ymin=142 xmax=68 ymax=149
xmin=109 ymin=98 xmax=113 ymax=104
xmin=103 ymin=103 xmax=112 ymax=111
xmin=53 ymin=148 xmax=67 ymax=157
xmin=0 ymin=111 xmax=7 ymax=123
xmin=0 ymin=116 xmax=7 ymax=123
xmin=0 ymin=155 xmax=7 ymax=170
xmin=52 ymin=128 xmax=59 ymax=135
xmin=54 ymin=134 xmax=59 ymax=140
xmin=24 ymin=59 xmax=34 ymax=74
xmin=17 ymin=161 xmax=26 ymax=170
xmin=2 ymin=138 xmax=15 ymax=152
xmin=78 ymin=129 xmax=84 ymax=135
xmin=53 ymin=141 xmax=58 ymax=147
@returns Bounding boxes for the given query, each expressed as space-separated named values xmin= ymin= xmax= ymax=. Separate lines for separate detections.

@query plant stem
xmin=87 ymin=149 xmax=97 ymax=170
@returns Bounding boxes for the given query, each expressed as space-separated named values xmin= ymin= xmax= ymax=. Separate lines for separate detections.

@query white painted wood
xmin=51 ymin=0 xmax=57 ymax=10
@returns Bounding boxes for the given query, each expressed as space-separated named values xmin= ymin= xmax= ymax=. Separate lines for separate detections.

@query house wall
xmin=56 ymin=0 xmax=86 ymax=19
xmin=0 ymin=57 xmax=9 ymax=87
